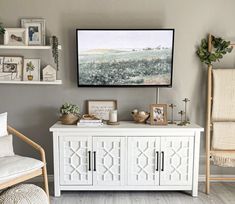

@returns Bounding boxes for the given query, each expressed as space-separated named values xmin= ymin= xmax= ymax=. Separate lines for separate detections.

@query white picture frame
xmin=21 ymin=18 xmax=46 ymax=46
xmin=87 ymin=100 xmax=117 ymax=120
xmin=4 ymin=28 xmax=28 ymax=46
xmin=0 ymin=56 xmax=23 ymax=81
xmin=23 ymin=59 xmax=41 ymax=81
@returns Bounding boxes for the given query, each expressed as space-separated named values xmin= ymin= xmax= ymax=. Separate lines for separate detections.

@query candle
xmin=109 ymin=110 xmax=117 ymax=123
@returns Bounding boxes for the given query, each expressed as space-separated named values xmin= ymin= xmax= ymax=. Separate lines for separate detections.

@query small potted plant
xmin=59 ymin=103 xmax=80 ymax=125
xmin=0 ymin=23 xmax=5 ymax=44
xmin=26 ymin=61 xmax=35 ymax=81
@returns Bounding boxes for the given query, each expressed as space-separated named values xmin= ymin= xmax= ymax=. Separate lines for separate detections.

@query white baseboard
xmin=28 ymin=174 xmax=235 ymax=183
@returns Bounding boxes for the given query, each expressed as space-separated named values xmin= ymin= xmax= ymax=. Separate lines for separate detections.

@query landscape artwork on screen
xmin=77 ymin=30 xmax=174 ymax=86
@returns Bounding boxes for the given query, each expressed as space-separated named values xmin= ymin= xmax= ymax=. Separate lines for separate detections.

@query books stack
xmin=77 ymin=118 xmax=103 ymax=127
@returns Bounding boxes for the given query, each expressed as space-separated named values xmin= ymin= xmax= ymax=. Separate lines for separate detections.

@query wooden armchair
xmin=0 ymin=126 xmax=49 ymax=201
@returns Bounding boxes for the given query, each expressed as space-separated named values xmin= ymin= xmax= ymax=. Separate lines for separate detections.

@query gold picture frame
xmin=87 ymin=100 xmax=117 ymax=120
xmin=150 ymin=104 xmax=168 ymax=125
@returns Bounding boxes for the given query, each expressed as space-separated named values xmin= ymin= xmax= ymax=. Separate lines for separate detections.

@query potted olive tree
xmin=26 ymin=61 xmax=35 ymax=81
xmin=59 ymin=103 xmax=80 ymax=125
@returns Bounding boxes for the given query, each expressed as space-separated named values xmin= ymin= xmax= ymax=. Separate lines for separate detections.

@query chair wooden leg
xmin=42 ymin=165 xmax=50 ymax=203
xmin=206 ymin=154 xmax=210 ymax=194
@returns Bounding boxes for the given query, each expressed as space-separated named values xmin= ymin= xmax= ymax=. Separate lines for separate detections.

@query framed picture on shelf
xmin=0 ymin=56 xmax=23 ymax=81
xmin=150 ymin=104 xmax=168 ymax=125
xmin=23 ymin=59 xmax=40 ymax=81
xmin=4 ymin=28 xmax=28 ymax=46
xmin=21 ymin=18 xmax=46 ymax=46
xmin=87 ymin=100 xmax=117 ymax=120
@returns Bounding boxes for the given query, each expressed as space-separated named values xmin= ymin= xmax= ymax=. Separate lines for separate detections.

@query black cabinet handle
xmin=88 ymin=151 xmax=91 ymax=171
xmin=93 ymin=151 xmax=96 ymax=171
xmin=161 ymin=151 xmax=164 ymax=171
xmin=156 ymin=151 xmax=159 ymax=171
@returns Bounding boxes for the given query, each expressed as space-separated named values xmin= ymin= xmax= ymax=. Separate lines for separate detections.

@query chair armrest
xmin=7 ymin=126 xmax=46 ymax=164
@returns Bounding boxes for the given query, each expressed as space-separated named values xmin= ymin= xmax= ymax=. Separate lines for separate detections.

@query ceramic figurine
xmin=42 ymin=65 xmax=56 ymax=81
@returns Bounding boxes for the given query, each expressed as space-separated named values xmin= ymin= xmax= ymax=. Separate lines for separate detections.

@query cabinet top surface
xmin=50 ymin=121 xmax=204 ymax=132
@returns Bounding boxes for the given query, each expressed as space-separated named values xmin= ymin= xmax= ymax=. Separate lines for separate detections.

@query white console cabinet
xmin=50 ymin=121 xmax=203 ymax=197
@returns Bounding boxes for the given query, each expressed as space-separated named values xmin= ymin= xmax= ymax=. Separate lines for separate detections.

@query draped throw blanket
xmin=212 ymin=69 xmax=235 ymax=121
xmin=211 ymin=122 xmax=235 ymax=167
xmin=211 ymin=69 xmax=235 ymax=167
xmin=211 ymin=151 xmax=235 ymax=167
xmin=212 ymin=122 xmax=235 ymax=150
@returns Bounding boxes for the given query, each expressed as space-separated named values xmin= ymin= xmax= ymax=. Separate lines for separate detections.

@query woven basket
xmin=60 ymin=114 xmax=79 ymax=125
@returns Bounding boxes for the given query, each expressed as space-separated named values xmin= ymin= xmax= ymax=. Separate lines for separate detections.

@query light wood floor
xmin=48 ymin=183 xmax=235 ymax=204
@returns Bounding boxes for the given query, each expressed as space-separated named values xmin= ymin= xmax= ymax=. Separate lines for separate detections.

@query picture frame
xmin=0 ymin=56 xmax=23 ymax=81
xmin=4 ymin=28 xmax=28 ymax=46
xmin=87 ymin=100 xmax=117 ymax=120
xmin=21 ymin=18 xmax=46 ymax=46
xmin=150 ymin=104 xmax=168 ymax=125
xmin=23 ymin=59 xmax=41 ymax=81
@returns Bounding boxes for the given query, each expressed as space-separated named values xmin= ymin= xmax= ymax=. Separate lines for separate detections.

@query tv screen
xmin=76 ymin=29 xmax=174 ymax=87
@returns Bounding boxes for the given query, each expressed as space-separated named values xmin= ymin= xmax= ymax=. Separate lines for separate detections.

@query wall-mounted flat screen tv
xmin=76 ymin=29 xmax=174 ymax=87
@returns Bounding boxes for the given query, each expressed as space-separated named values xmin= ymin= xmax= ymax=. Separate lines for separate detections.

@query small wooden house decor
xmin=42 ymin=65 xmax=56 ymax=81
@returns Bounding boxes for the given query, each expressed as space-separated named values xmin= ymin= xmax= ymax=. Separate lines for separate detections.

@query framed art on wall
xmin=4 ymin=28 xmax=28 ymax=46
xmin=0 ymin=56 xmax=23 ymax=81
xmin=21 ymin=18 xmax=46 ymax=46
xmin=87 ymin=100 xmax=117 ymax=120
xmin=76 ymin=29 xmax=174 ymax=87
xmin=150 ymin=104 xmax=167 ymax=125
xmin=23 ymin=59 xmax=40 ymax=81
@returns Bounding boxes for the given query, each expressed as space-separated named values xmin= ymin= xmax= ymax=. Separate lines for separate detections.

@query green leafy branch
xmin=51 ymin=35 xmax=59 ymax=71
xmin=196 ymin=35 xmax=233 ymax=65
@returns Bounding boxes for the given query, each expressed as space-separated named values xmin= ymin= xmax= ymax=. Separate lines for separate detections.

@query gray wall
xmin=1 ymin=0 xmax=235 ymax=175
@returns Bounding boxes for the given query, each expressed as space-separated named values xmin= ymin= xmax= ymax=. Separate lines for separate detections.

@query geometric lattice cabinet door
xmin=93 ymin=137 xmax=125 ymax=186
xmin=59 ymin=136 xmax=92 ymax=185
xmin=160 ymin=137 xmax=194 ymax=186
xmin=128 ymin=137 xmax=160 ymax=186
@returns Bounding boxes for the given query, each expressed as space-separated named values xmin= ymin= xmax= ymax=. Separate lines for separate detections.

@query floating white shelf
xmin=0 ymin=80 xmax=62 ymax=85
xmin=0 ymin=45 xmax=62 ymax=50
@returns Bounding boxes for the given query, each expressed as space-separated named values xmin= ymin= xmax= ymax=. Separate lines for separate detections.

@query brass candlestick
xmin=182 ymin=98 xmax=190 ymax=124
xmin=177 ymin=110 xmax=185 ymax=126
xmin=168 ymin=104 xmax=176 ymax=124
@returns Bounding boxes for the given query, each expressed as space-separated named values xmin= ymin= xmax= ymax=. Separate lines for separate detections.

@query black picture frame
xmin=76 ymin=29 xmax=175 ymax=88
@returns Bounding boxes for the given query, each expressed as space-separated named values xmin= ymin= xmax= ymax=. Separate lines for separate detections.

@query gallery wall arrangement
xmin=0 ymin=18 xmax=61 ymax=84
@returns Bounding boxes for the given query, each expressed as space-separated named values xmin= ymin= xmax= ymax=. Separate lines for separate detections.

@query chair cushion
xmin=0 ymin=155 xmax=44 ymax=184
xmin=0 ymin=135 xmax=14 ymax=157
xmin=0 ymin=112 xmax=7 ymax=137
xmin=212 ymin=69 xmax=235 ymax=121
